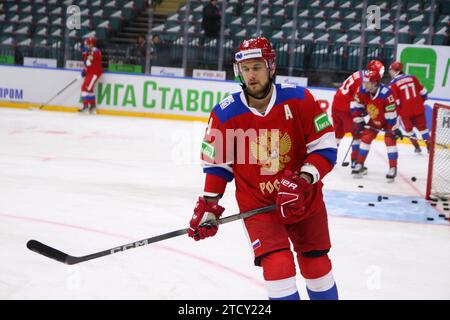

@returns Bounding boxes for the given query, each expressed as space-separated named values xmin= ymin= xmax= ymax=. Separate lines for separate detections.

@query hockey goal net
xmin=426 ymin=103 xmax=450 ymax=200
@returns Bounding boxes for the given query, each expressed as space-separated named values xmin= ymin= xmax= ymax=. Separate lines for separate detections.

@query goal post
xmin=426 ymin=103 xmax=450 ymax=200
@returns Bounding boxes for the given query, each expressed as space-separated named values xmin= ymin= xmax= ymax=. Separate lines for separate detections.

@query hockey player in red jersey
xmin=331 ymin=60 xmax=385 ymax=168
xmin=79 ymin=37 xmax=103 ymax=114
xmin=389 ymin=61 xmax=430 ymax=153
xmin=351 ymin=69 xmax=403 ymax=182
xmin=187 ymin=37 xmax=338 ymax=300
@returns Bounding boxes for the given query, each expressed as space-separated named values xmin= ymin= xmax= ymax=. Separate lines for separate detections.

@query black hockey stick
xmin=364 ymin=125 xmax=449 ymax=150
xmin=341 ymin=138 xmax=354 ymax=167
xmin=26 ymin=204 xmax=276 ymax=265
xmin=30 ymin=76 xmax=80 ymax=110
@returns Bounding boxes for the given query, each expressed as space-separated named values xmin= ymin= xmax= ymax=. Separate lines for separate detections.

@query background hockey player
xmin=331 ymin=60 xmax=385 ymax=169
xmin=388 ymin=61 xmax=430 ymax=153
xmin=351 ymin=69 xmax=403 ymax=182
xmin=187 ymin=37 xmax=339 ymax=300
xmin=79 ymin=37 xmax=103 ymax=114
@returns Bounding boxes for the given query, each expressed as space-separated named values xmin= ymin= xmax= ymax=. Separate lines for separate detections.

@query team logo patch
xmin=252 ymin=239 xmax=261 ymax=250
xmin=201 ymin=141 xmax=215 ymax=160
xmin=219 ymin=95 xmax=234 ymax=110
xmin=385 ymin=104 xmax=396 ymax=112
xmin=313 ymin=113 xmax=332 ymax=133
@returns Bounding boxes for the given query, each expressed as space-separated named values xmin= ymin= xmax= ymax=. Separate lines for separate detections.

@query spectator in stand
xmin=201 ymin=0 xmax=221 ymax=43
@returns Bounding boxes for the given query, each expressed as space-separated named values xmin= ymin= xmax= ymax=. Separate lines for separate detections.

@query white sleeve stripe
xmin=353 ymin=117 xmax=364 ymax=123
xmin=420 ymin=88 xmax=427 ymax=95
xmin=350 ymin=102 xmax=365 ymax=109
xmin=306 ymin=132 xmax=337 ymax=153
xmin=204 ymin=192 xmax=220 ymax=197
xmin=385 ymin=111 xmax=397 ymax=119
xmin=300 ymin=164 xmax=320 ymax=184
xmin=201 ymin=161 xmax=233 ymax=173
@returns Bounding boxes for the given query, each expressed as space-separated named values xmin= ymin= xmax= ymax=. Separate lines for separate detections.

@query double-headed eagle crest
xmin=250 ymin=130 xmax=292 ymax=173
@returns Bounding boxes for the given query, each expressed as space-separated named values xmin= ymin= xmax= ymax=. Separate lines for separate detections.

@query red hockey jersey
xmin=389 ymin=74 xmax=428 ymax=117
xmin=201 ymin=84 xmax=337 ymax=218
xmin=351 ymin=84 xmax=399 ymax=130
xmin=83 ymin=47 xmax=103 ymax=76
xmin=331 ymin=70 xmax=364 ymax=112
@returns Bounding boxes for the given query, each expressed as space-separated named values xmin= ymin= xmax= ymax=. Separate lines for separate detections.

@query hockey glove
xmin=393 ymin=128 xmax=403 ymax=140
xmin=352 ymin=120 xmax=365 ymax=136
xmin=188 ymin=197 xmax=225 ymax=241
xmin=276 ymin=170 xmax=314 ymax=225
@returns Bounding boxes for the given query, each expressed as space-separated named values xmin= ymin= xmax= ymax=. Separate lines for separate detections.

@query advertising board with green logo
xmin=397 ymin=44 xmax=450 ymax=99
xmin=0 ymin=55 xmax=14 ymax=65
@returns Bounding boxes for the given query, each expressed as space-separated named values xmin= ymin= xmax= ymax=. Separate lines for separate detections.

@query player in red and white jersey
xmin=331 ymin=60 xmax=384 ymax=168
xmin=351 ymin=70 xmax=403 ymax=182
xmin=388 ymin=61 xmax=430 ymax=153
xmin=79 ymin=37 xmax=103 ymax=114
xmin=187 ymin=37 xmax=338 ymax=300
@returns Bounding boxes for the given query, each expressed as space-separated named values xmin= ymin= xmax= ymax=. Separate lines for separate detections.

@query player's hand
xmin=352 ymin=121 xmax=365 ymax=135
xmin=188 ymin=197 xmax=225 ymax=241
xmin=81 ymin=69 xmax=86 ymax=78
xmin=276 ymin=170 xmax=314 ymax=224
xmin=393 ymin=128 xmax=403 ymax=140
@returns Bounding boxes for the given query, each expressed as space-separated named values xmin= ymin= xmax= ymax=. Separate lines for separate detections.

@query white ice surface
xmin=0 ymin=108 xmax=448 ymax=300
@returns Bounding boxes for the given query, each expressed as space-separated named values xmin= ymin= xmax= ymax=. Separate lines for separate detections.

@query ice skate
xmin=78 ymin=105 xmax=89 ymax=113
xmin=352 ymin=163 xmax=366 ymax=178
xmin=386 ymin=167 xmax=397 ymax=183
xmin=89 ymin=105 xmax=96 ymax=115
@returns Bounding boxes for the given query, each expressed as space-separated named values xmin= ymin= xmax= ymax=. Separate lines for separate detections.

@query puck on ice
xmin=438 ymin=214 xmax=445 ymax=218
xmin=368 ymin=203 xmax=375 ymax=207
xmin=411 ymin=200 xmax=418 ymax=204
xmin=411 ymin=176 xmax=417 ymax=182
xmin=358 ymin=185 xmax=364 ymax=188
xmin=426 ymin=217 xmax=434 ymax=221
xmin=444 ymin=207 xmax=449 ymax=211
xmin=382 ymin=196 xmax=389 ymax=200
xmin=430 ymin=203 xmax=437 ymax=206
xmin=443 ymin=203 xmax=449 ymax=206
xmin=377 ymin=195 xmax=382 ymax=202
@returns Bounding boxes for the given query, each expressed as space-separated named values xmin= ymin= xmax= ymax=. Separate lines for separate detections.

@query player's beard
xmin=245 ymin=78 xmax=271 ymax=99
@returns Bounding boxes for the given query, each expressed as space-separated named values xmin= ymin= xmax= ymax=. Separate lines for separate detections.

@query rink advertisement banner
xmin=276 ymin=75 xmax=308 ymax=87
xmin=396 ymin=44 xmax=450 ymax=99
xmin=23 ymin=57 xmax=58 ymax=68
xmin=193 ymin=69 xmax=227 ymax=80
xmin=0 ymin=65 xmax=239 ymax=118
xmin=0 ymin=65 xmax=447 ymax=122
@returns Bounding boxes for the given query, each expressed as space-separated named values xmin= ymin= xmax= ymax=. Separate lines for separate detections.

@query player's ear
xmin=269 ymin=67 xmax=276 ymax=79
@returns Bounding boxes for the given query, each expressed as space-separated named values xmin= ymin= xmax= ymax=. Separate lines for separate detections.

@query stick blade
xmin=342 ymin=162 xmax=350 ymax=167
xmin=26 ymin=240 xmax=71 ymax=264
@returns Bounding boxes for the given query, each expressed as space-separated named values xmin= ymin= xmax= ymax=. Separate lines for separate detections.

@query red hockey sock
xmin=261 ymin=250 xmax=296 ymax=281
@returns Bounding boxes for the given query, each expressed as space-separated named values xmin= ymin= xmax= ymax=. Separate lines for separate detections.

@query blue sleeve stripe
xmin=203 ymin=167 xmax=234 ymax=182
xmin=386 ymin=118 xmax=397 ymax=126
xmin=311 ymin=148 xmax=337 ymax=165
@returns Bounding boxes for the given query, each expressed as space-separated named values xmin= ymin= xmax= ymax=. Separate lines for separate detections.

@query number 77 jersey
xmin=389 ymin=74 xmax=428 ymax=117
